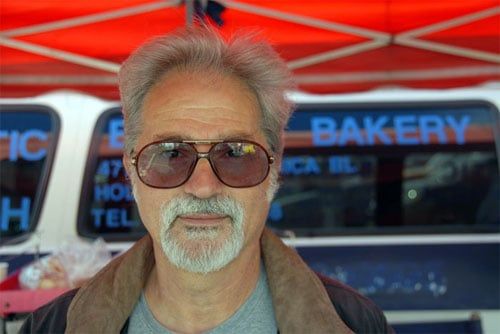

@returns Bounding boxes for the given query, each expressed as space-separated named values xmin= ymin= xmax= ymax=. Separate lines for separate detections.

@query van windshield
xmin=0 ymin=107 xmax=59 ymax=244
xmin=270 ymin=101 xmax=499 ymax=235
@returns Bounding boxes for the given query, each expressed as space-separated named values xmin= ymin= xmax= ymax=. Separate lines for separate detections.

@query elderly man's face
xmin=127 ymin=70 xmax=275 ymax=273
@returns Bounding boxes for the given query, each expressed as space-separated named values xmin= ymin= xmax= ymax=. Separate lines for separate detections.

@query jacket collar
xmin=66 ymin=228 xmax=352 ymax=333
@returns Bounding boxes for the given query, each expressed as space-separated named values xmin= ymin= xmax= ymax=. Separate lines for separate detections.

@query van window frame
xmin=0 ymin=105 xmax=61 ymax=245
xmin=77 ymin=107 xmax=146 ymax=241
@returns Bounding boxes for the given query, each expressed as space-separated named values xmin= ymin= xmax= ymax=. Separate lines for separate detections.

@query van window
xmin=79 ymin=101 xmax=499 ymax=240
xmin=0 ymin=107 xmax=59 ymax=244
xmin=78 ymin=109 xmax=146 ymax=240
xmin=269 ymin=101 xmax=499 ymax=235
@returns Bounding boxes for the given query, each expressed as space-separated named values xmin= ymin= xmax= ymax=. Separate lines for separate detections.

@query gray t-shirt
xmin=127 ymin=264 xmax=277 ymax=333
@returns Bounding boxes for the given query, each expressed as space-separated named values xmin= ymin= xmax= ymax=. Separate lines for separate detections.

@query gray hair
xmin=118 ymin=26 xmax=295 ymax=156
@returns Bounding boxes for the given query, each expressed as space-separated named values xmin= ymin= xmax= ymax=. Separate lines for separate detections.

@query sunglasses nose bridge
xmin=196 ymin=152 xmax=210 ymax=159
xmin=182 ymin=150 xmax=225 ymax=198
xmin=192 ymin=152 xmax=217 ymax=178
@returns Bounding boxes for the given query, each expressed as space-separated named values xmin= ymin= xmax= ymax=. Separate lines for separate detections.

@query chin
xmin=160 ymin=223 xmax=245 ymax=274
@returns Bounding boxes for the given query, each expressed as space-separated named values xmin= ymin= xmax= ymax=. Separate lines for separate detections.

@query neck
xmin=144 ymin=240 xmax=261 ymax=334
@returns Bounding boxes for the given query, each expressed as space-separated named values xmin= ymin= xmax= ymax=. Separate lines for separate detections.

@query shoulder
xmin=316 ymin=273 xmax=394 ymax=334
xmin=19 ymin=289 xmax=79 ymax=334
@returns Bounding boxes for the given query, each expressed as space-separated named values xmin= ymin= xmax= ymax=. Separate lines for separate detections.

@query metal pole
xmin=185 ymin=0 xmax=194 ymax=27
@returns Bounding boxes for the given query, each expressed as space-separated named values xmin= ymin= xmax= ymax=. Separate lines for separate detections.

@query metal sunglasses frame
xmin=130 ymin=139 xmax=275 ymax=188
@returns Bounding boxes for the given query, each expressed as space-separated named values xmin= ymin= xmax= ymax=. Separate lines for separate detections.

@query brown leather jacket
xmin=20 ymin=228 xmax=393 ymax=333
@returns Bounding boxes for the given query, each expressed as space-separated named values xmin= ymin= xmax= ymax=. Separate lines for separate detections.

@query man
xmin=21 ymin=27 xmax=392 ymax=333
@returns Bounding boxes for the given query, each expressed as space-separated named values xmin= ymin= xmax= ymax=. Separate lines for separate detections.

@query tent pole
xmin=185 ymin=0 xmax=194 ymax=27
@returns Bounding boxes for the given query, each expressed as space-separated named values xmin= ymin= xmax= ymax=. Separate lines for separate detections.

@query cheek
xmin=133 ymin=184 xmax=167 ymax=236
xmin=241 ymin=187 xmax=271 ymax=232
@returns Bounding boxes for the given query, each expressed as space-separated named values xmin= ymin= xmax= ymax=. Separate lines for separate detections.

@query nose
xmin=183 ymin=157 xmax=224 ymax=199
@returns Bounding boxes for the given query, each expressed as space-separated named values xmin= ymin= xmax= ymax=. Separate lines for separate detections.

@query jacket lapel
xmin=261 ymin=229 xmax=353 ymax=333
xmin=66 ymin=236 xmax=155 ymax=333
xmin=66 ymin=228 xmax=352 ymax=333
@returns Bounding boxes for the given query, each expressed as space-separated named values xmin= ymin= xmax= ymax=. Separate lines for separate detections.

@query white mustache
xmin=161 ymin=195 xmax=244 ymax=228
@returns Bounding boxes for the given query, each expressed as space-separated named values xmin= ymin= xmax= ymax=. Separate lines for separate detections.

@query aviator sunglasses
xmin=131 ymin=140 xmax=275 ymax=188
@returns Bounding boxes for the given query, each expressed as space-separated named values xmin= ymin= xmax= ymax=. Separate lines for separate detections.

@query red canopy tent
xmin=1 ymin=0 xmax=499 ymax=99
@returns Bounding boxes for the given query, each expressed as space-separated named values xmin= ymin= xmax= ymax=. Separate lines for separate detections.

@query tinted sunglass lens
xmin=137 ymin=142 xmax=195 ymax=187
xmin=211 ymin=142 xmax=270 ymax=187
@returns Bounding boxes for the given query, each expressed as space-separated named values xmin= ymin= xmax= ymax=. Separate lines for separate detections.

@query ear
xmin=122 ymin=153 xmax=132 ymax=181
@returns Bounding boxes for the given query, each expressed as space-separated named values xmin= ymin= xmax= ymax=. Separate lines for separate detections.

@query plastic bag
xmin=19 ymin=238 xmax=112 ymax=290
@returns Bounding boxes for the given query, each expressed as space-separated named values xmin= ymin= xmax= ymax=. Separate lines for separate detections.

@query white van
xmin=1 ymin=88 xmax=499 ymax=331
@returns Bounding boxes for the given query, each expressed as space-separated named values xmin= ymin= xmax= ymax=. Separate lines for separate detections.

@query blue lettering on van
xmin=363 ymin=116 xmax=391 ymax=145
xmin=338 ymin=117 xmax=364 ymax=145
xmin=108 ymin=119 xmax=124 ymax=149
xmin=0 ymin=197 xmax=31 ymax=231
xmin=0 ymin=130 xmax=47 ymax=161
xmin=394 ymin=115 xmax=419 ymax=145
xmin=281 ymin=156 xmax=321 ymax=176
xmin=97 ymin=159 xmax=124 ymax=178
xmin=268 ymin=202 xmax=283 ymax=221
xmin=91 ymin=208 xmax=138 ymax=228
xmin=311 ymin=117 xmax=337 ymax=146
xmin=419 ymin=115 xmax=446 ymax=144
xmin=329 ymin=156 xmax=358 ymax=174
xmin=94 ymin=183 xmax=134 ymax=202
xmin=445 ymin=115 xmax=470 ymax=144
xmin=311 ymin=115 xmax=470 ymax=146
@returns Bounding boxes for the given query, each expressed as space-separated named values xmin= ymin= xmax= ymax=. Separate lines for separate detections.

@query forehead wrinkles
xmin=138 ymin=70 xmax=267 ymax=147
xmin=151 ymin=111 xmax=244 ymax=130
xmin=144 ymin=116 xmax=258 ymax=143
xmin=143 ymin=70 xmax=259 ymax=113
xmin=153 ymin=107 xmax=250 ymax=124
